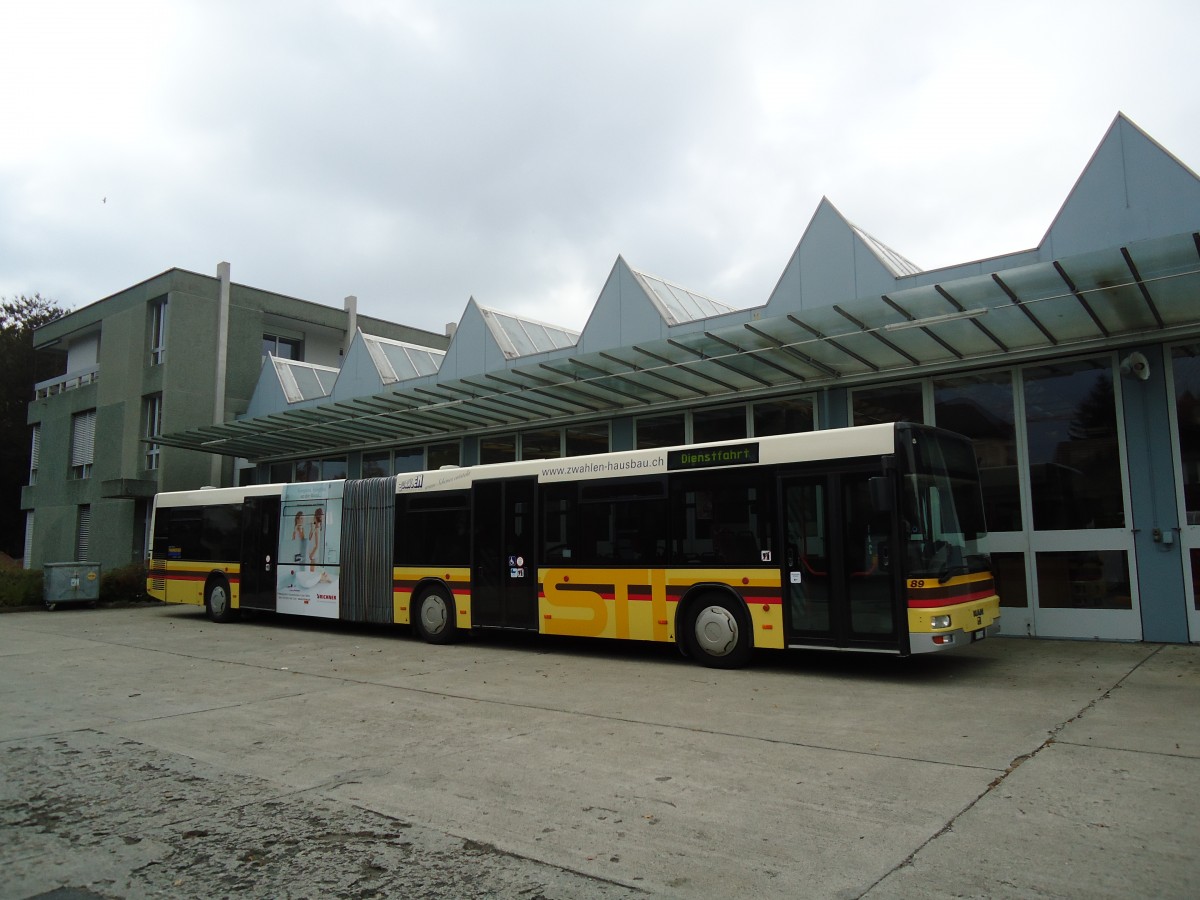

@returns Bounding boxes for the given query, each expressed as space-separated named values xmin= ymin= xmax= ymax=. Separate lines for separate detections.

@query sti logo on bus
xmin=667 ymin=443 xmax=759 ymax=471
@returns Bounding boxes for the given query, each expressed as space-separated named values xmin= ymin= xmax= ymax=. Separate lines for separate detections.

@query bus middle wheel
xmin=414 ymin=586 xmax=459 ymax=645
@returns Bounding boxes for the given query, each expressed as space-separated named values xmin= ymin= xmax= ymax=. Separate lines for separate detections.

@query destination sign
xmin=667 ymin=442 xmax=759 ymax=471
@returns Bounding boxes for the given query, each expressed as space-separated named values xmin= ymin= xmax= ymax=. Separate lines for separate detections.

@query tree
xmin=1 ymin=294 xmax=68 ymax=561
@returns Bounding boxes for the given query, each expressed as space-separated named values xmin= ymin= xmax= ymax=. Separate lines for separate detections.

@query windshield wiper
xmin=938 ymin=563 xmax=971 ymax=584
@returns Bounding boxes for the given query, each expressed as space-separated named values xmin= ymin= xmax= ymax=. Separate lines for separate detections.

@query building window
xmin=479 ymin=435 xmax=517 ymax=465
xmin=394 ymin=447 xmax=425 ymax=473
xmin=143 ymin=394 xmax=163 ymax=470
xmin=362 ymin=451 xmax=392 ymax=478
xmin=692 ymin=406 xmax=747 ymax=444
xmin=29 ymin=424 xmax=40 ymax=486
xmin=71 ymin=409 xmax=96 ymax=479
xmin=76 ymin=505 xmax=92 ymax=560
xmin=565 ymin=424 xmax=610 ymax=457
xmin=427 ymin=442 xmax=461 ymax=469
xmin=23 ymin=512 xmax=34 ymax=569
xmin=521 ymin=429 xmax=561 ymax=460
xmin=851 ymin=382 xmax=925 ymax=426
xmin=149 ymin=296 xmax=168 ymax=365
xmin=753 ymin=397 xmax=815 ymax=436
xmin=263 ymin=333 xmax=304 ymax=360
xmin=636 ymin=414 xmax=685 ymax=450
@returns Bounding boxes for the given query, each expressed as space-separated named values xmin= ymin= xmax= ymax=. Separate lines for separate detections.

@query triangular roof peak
xmin=764 ymin=197 xmax=920 ymax=315
xmin=1040 ymin=112 xmax=1200 ymax=258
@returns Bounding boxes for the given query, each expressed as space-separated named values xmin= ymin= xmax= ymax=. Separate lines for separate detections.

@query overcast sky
xmin=2 ymin=1 xmax=1197 ymax=337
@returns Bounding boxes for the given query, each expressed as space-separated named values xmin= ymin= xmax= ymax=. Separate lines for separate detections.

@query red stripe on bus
xmin=907 ymin=588 xmax=997 ymax=608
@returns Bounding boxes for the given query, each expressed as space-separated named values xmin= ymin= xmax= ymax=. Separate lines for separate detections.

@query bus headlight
xmin=931 ymin=615 xmax=952 ymax=629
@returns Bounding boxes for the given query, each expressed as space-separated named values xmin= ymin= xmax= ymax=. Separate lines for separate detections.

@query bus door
xmin=472 ymin=478 xmax=539 ymax=630
xmin=781 ymin=469 xmax=899 ymax=649
xmin=240 ymin=495 xmax=281 ymax=611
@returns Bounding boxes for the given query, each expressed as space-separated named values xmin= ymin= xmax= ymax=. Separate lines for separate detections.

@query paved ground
xmin=1 ymin=602 xmax=1197 ymax=899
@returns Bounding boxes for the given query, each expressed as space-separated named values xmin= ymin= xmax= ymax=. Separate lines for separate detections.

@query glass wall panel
xmin=480 ymin=434 xmax=517 ymax=465
xmin=268 ymin=462 xmax=292 ymax=483
xmin=753 ymin=397 xmax=815 ymax=436
xmin=1023 ymin=359 xmax=1124 ymax=530
xmin=566 ymin=424 xmax=610 ymax=457
xmin=934 ymin=371 xmax=1020 ymax=531
xmin=1035 ymin=550 xmax=1132 ymax=610
xmin=692 ymin=406 xmax=746 ymax=443
xmin=521 ymin=429 xmax=561 ymax=460
xmin=636 ymin=414 xmax=684 ymax=450
xmin=852 ymin=383 xmax=923 ymax=425
xmin=1171 ymin=344 xmax=1200 ymax=524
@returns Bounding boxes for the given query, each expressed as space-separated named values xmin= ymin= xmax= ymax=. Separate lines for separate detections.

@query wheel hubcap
xmin=210 ymin=585 xmax=228 ymax=616
xmin=421 ymin=595 xmax=447 ymax=634
xmin=694 ymin=605 xmax=738 ymax=656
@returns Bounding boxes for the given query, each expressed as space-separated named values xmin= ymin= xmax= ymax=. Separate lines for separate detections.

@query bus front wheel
xmin=684 ymin=595 xmax=751 ymax=669
xmin=205 ymin=576 xmax=237 ymax=624
xmin=414 ymin=586 xmax=459 ymax=645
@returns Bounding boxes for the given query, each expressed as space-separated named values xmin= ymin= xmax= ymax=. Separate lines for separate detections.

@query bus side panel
xmin=155 ymin=560 xmax=241 ymax=608
xmin=538 ymin=567 xmax=784 ymax=650
xmin=393 ymin=566 xmax=472 ymax=628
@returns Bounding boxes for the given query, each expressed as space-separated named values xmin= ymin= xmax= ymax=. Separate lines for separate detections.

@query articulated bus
xmin=147 ymin=422 xmax=1001 ymax=667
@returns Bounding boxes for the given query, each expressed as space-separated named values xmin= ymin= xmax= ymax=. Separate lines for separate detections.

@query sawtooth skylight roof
xmin=273 ymin=358 xmax=338 ymax=404
xmin=480 ymin=306 xmax=580 ymax=359
xmin=850 ymin=224 xmax=922 ymax=277
xmin=363 ymin=333 xmax=445 ymax=384
xmin=633 ymin=269 xmax=737 ymax=324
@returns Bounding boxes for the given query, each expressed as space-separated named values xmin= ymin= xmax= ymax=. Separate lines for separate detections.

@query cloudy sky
xmin=2 ymin=1 xmax=1197 ymax=336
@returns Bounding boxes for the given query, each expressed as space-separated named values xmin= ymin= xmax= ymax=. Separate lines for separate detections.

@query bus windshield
xmin=899 ymin=429 xmax=989 ymax=583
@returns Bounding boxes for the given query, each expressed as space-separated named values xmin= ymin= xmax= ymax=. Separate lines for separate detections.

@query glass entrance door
xmin=782 ymin=470 xmax=898 ymax=649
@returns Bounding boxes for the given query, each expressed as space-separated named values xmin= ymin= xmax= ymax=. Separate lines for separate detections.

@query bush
xmin=0 ymin=568 xmax=43 ymax=608
xmin=101 ymin=562 xmax=148 ymax=602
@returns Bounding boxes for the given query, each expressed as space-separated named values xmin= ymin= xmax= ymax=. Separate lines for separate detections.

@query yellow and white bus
xmin=147 ymin=422 xmax=1000 ymax=667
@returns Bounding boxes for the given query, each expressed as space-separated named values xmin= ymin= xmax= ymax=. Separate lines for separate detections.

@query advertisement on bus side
xmin=277 ymin=481 xmax=343 ymax=618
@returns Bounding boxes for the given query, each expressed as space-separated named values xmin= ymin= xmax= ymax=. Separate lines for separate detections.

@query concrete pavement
xmin=1 ymin=603 xmax=1197 ymax=898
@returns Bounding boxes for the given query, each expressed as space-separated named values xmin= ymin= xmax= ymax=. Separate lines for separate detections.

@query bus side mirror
xmin=869 ymin=476 xmax=893 ymax=513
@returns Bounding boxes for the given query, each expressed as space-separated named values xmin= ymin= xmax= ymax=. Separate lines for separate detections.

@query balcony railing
xmin=34 ymin=365 xmax=99 ymax=399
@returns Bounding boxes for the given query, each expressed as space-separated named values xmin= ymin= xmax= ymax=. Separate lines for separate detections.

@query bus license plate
xmin=973 ymin=628 xmax=986 ymax=641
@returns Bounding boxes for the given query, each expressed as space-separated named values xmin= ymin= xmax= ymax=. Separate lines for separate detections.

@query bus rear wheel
xmin=205 ymin=576 xmax=237 ymax=624
xmin=685 ymin=595 xmax=751 ymax=669
xmin=414 ymin=586 xmax=459 ymax=644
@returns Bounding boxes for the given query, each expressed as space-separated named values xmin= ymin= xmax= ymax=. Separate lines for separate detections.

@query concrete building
xmin=22 ymin=265 xmax=449 ymax=573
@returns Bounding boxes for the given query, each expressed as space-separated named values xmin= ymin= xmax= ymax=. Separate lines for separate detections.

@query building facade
xmin=37 ymin=114 xmax=1200 ymax=645
xmin=22 ymin=264 xmax=449 ymax=573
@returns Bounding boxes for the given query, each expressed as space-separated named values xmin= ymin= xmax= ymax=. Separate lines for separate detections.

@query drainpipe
xmin=212 ymin=261 xmax=231 ymax=485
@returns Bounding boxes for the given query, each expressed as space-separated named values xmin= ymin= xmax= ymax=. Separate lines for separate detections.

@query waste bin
xmin=43 ymin=562 xmax=101 ymax=610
